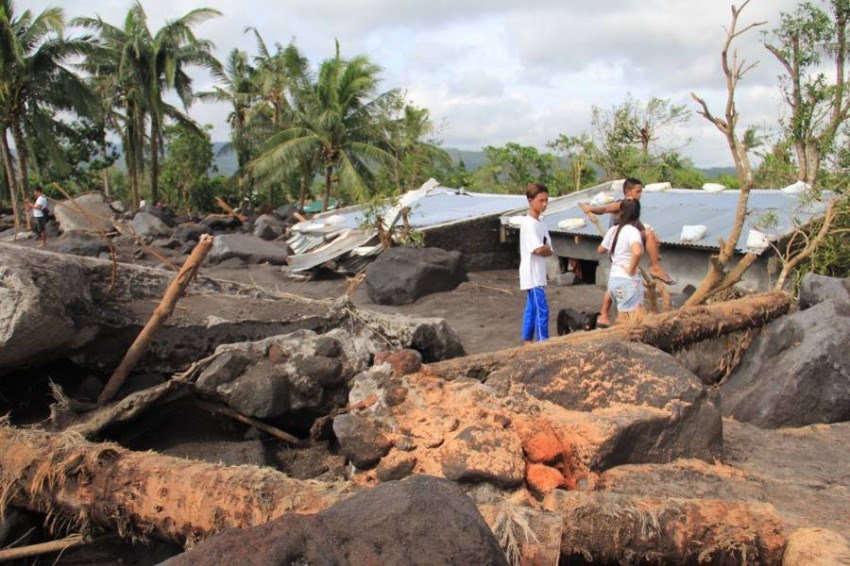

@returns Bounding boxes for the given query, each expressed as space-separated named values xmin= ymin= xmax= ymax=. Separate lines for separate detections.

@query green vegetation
xmin=0 ymin=0 xmax=847 ymax=282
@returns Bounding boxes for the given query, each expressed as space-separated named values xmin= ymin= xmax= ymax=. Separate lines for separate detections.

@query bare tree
xmin=686 ymin=1 xmax=766 ymax=306
xmin=764 ymin=0 xmax=850 ymax=185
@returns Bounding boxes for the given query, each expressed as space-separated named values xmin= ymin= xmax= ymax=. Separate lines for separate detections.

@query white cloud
xmin=25 ymin=0 xmax=819 ymax=167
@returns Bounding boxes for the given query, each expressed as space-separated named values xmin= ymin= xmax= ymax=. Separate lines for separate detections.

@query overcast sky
xmin=28 ymin=0 xmax=807 ymax=167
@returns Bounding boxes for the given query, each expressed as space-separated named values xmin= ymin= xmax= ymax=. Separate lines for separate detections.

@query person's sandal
xmin=651 ymin=273 xmax=675 ymax=285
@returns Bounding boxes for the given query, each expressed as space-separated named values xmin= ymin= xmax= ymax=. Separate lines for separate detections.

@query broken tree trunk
xmin=98 ymin=234 xmax=214 ymax=404
xmin=430 ymin=291 xmax=790 ymax=379
xmin=0 ymin=424 xmax=348 ymax=545
xmin=543 ymin=490 xmax=786 ymax=564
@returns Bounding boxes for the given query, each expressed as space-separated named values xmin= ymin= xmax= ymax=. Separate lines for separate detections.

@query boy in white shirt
xmin=519 ymin=182 xmax=553 ymax=344
xmin=25 ymin=186 xmax=49 ymax=248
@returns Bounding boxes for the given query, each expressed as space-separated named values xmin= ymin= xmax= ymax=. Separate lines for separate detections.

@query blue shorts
xmin=608 ymin=277 xmax=644 ymax=312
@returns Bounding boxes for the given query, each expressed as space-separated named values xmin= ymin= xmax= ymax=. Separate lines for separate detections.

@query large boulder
xmin=798 ymin=273 xmax=850 ymax=310
xmin=52 ymin=192 xmax=117 ymax=233
xmin=252 ymin=214 xmax=285 ymax=241
xmin=208 ymin=233 xmax=290 ymax=265
xmin=500 ymin=340 xmax=723 ymax=467
xmin=51 ymin=232 xmax=110 ymax=258
xmin=721 ymin=299 xmax=850 ymax=428
xmin=173 ymin=222 xmax=211 ymax=244
xmin=131 ymin=211 xmax=172 ymax=242
xmin=162 ymin=476 xmax=508 ymax=566
xmin=365 ymin=246 xmax=468 ymax=305
xmin=195 ymin=330 xmax=357 ymax=420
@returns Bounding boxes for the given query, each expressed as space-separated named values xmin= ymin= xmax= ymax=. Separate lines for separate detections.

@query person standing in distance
xmin=519 ymin=182 xmax=553 ymax=345
xmin=25 ymin=186 xmax=49 ymax=248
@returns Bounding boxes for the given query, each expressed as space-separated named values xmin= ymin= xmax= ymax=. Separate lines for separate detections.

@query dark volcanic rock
xmin=162 ymin=476 xmax=508 ymax=566
xmin=131 ymin=211 xmax=172 ymax=241
xmin=173 ymin=222 xmax=211 ymax=244
xmin=333 ymin=413 xmax=392 ymax=468
xmin=208 ymin=233 xmax=290 ymax=265
xmin=161 ymin=440 xmax=269 ymax=467
xmin=365 ymin=246 xmax=468 ymax=305
xmin=252 ymin=214 xmax=285 ymax=240
xmin=721 ymin=299 xmax=850 ymax=428
xmin=51 ymin=232 xmax=110 ymax=257
xmin=798 ymin=273 xmax=850 ymax=310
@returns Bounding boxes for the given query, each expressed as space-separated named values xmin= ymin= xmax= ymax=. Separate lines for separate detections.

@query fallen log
xmin=0 ymin=424 xmax=348 ymax=545
xmin=543 ymin=490 xmax=786 ymax=564
xmin=429 ymin=291 xmax=790 ymax=379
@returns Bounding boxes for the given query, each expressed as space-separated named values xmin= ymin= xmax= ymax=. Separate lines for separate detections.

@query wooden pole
xmin=0 ymin=534 xmax=90 ymax=562
xmin=97 ymin=234 xmax=215 ymax=404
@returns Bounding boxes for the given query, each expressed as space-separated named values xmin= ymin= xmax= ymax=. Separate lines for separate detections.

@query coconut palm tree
xmin=199 ymin=47 xmax=259 ymax=198
xmin=76 ymin=2 xmax=220 ymax=206
xmin=251 ymin=43 xmax=398 ymax=211
xmin=0 ymin=0 xmax=94 ymax=224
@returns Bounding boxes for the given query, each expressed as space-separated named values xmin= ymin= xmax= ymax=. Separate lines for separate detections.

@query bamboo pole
xmin=97 ymin=234 xmax=215 ymax=404
xmin=0 ymin=534 xmax=90 ymax=562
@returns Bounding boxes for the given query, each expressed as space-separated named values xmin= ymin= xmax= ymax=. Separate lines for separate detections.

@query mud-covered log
xmin=430 ymin=291 xmax=790 ymax=379
xmin=0 ymin=424 xmax=347 ymax=544
xmin=543 ymin=491 xmax=786 ymax=564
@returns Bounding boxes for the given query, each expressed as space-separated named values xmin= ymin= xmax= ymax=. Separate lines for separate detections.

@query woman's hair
xmin=610 ymin=198 xmax=641 ymax=258
xmin=526 ymin=182 xmax=548 ymax=200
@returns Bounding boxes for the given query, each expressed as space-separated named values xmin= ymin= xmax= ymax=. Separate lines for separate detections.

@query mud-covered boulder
xmin=252 ymin=214 xmax=285 ymax=241
xmin=131 ymin=211 xmax=172 ymax=242
xmin=173 ymin=222 xmax=211 ymax=244
xmin=208 ymin=233 xmax=290 ymax=265
xmin=498 ymin=340 xmax=723 ymax=467
xmin=784 ymin=528 xmax=850 ymax=566
xmin=202 ymin=215 xmax=241 ymax=232
xmin=798 ymin=273 xmax=850 ymax=310
xmin=721 ymin=299 xmax=850 ymax=428
xmin=162 ymin=476 xmax=508 ymax=566
xmin=440 ymin=424 xmax=525 ymax=489
xmin=196 ymin=330 xmax=357 ymax=420
xmin=51 ymin=233 xmax=110 ymax=257
xmin=365 ymin=246 xmax=468 ymax=305
xmin=53 ymin=192 xmax=117 ymax=233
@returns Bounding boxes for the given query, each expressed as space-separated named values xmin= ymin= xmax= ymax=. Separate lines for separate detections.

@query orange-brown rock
xmin=526 ymin=463 xmax=566 ymax=498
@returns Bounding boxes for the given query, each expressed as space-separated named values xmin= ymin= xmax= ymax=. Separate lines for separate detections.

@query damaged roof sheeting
xmin=285 ymin=179 xmax=528 ymax=272
xmin=501 ymin=183 xmax=834 ymax=254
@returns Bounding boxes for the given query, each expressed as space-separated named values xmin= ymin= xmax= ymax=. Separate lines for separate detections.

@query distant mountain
xmin=212 ymin=142 xmax=238 ymax=177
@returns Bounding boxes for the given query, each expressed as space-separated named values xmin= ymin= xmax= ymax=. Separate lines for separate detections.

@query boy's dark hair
xmin=33 ymin=185 xmax=44 ymax=194
xmin=526 ymin=182 xmax=548 ymax=200
xmin=623 ymin=178 xmax=643 ymax=195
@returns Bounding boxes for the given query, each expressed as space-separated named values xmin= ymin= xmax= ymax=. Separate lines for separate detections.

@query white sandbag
xmin=590 ymin=192 xmax=616 ymax=206
xmin=508 ymin=215 xmax=524 ymax=227
xmin=644 ymin=182 xmax=671 ymax=192
xmin=702 ymin=183 xmax=726 ymax=192
xmin=681 ymin=224 xmax=708 ymax=242
xmin=558 ymin=218 xmax=586 ymax=231
xmin=746 ymin=229 xmax=770 ymax=250
xmin=610 ymin=179 xmax=625 ymax=192
xmin=782 ymin=180 xmax=810 ymax=194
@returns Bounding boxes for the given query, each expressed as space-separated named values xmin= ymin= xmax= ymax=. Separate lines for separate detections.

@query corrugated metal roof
xmin=501 ymin=184 xmax=833 ymax=254
xmin=286 ymin=179 xmax=528 ymax=273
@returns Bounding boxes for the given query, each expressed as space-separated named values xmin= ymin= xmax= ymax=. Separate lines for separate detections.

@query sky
xmin=27 ymin=0 xmax=808 ymax=168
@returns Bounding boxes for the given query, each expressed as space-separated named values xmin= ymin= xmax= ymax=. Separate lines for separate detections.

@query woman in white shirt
xmin=598 ymin=198 xmax=644 ymax=323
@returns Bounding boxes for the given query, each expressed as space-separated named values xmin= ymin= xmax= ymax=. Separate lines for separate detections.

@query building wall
xmin=424 ymin=216 xmax=520 ymax=271
xmin=549 ymin=233 xmax=776 ymax=293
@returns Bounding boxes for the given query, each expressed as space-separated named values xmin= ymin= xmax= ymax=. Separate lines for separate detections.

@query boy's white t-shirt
xmin=33 ymin=195 xmax=47 ymax=218
xmin=601 ymin=224 xmax=643 ymax=280
xmin=519 ymin=215 xmax=549 ymax=290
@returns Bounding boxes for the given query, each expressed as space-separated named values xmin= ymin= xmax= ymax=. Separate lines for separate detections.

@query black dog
xmin=556 ymin=308 xmax=600 ymax=336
